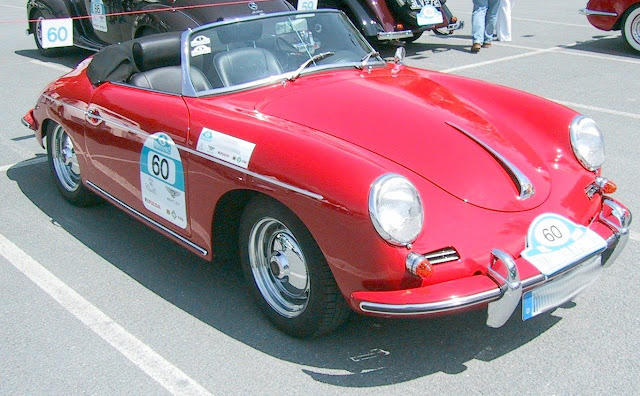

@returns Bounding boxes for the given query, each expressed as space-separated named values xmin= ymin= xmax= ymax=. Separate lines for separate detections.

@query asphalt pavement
xmin=1 ymin=0 xmax=639 ymax=394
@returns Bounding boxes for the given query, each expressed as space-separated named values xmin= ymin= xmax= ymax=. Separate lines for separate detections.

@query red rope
xmin=0 ymin=0 xmax=275 ymax=24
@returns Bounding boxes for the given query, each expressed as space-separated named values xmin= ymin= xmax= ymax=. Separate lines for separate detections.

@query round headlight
xmin=570 ymin=115 xmax=605 ymax=171
xmin=369 ymin=174 xmax=424 ymax=246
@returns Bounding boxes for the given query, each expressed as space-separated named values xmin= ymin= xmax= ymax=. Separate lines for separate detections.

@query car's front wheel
xmin=622 ymin=4 xmax=640 ymax=52
xmin=239 ymin=196 xmax=350 ymax=337
xmin=47 ymin=122 xmax=100 ymax=206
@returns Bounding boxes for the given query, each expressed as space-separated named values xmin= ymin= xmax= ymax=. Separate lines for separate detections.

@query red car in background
xmin=580 ymin=0 xmax=640 ymax=52
xmin=23 ymin=10 xmax=631 ymax=337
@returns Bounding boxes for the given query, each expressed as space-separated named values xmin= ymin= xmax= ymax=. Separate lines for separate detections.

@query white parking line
xmin=550 ymin=99 xmax=640 ymax=119
xmin=1 ymin=4 xmax=23 ymax=9
xmin=441 ymin=46 xmax=561 ymax=73
xmin=0 ymin=233 xmax=212 ymax=396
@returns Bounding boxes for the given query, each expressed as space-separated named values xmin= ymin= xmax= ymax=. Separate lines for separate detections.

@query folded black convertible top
xmin=86 ymin=32 xmax=182 ymax=86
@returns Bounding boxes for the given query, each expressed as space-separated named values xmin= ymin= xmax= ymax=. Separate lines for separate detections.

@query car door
xmin=84 ymin=0 xmax=127 ymax=44
xmin=84 ymin=83 xmax=192 ymax=234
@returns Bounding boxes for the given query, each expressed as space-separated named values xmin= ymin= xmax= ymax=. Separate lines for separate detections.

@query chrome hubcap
xmin=35 ymin=17 xmax=45 ymax=47
xmin=248 ymin=218 xmax=310 ymax=318
xmin=51 ymin=124 xmax=80 ymax=192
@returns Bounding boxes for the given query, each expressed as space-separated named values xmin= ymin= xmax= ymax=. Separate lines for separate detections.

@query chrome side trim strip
xmin=579 ymin=8 xmax=618 ymax=17
xmin=86 ymin=181 xmax=208 ymax=256
xmin=359 ymin=288 xmax=501 ymax=315
xmin=446 ymin=122 xmax=535 ymax=200
xmin=42 ymin=94 xmax=323 ymax=201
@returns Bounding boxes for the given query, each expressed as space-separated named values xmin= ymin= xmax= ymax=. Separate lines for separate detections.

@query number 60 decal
xmin=40 ymin=18 xmax=73 ymax=49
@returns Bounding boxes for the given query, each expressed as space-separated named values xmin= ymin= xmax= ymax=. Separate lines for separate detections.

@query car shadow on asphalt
xmin=377 ymin=36 xmax=473 ymax=58
xmin=7 ymin=156 xmax=565 ymax=388
xmin=564 ymin=35 xmax=640 ymax=59
xmin=14 ymin=48 xmax=94 ymax=69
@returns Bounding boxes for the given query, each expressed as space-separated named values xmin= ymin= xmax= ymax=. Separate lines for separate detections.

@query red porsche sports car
xmin=23 ymin=10 xmax=631 ymax=338
xmin=580 ymin=0 xmax=640 ymax=52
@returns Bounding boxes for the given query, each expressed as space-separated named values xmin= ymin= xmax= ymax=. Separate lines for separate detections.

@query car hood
xmin=256 ymin=68 xmax=552 ymax=212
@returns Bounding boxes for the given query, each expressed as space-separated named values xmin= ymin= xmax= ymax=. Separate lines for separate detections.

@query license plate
xmin=416 ymin=5 xmax=444 ymax=26
xmin=522 ymin=254 xmax=602 ymax=320
xmin=521 ymin=213 xmax=607 ymax=276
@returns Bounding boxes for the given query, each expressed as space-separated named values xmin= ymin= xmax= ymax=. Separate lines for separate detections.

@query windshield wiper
xmin=358 ymin=51 xmax=380 ymax=69
xmin=287 ymin=51 xmax=335 ymax=81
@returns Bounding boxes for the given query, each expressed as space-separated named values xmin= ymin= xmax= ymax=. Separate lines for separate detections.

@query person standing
xmin=496 ymin=0 xmax=515 ymax=41
xmin=471 ymin=0 xmax=500 ymax=52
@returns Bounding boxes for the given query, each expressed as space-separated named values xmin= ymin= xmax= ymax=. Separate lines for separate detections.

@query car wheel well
xmin=211 ymin=189 xmax=259 ymax=265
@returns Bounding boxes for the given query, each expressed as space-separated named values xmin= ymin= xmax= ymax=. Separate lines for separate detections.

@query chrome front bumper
xmin=579 ymin=8 xmax=617 ymax=17
xmin=354 ymin=198 xmax=631 ymax=327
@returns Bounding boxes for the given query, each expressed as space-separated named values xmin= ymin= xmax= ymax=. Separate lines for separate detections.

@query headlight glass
xmin=570 ymin=115 xmax=605 ymax=171
xmin=369 ymin=174 xmax=423 ymax=246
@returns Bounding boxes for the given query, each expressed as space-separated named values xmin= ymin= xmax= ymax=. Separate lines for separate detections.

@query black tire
xmin=239 ymin=196 xmax=351 ymax=338
xmin=622 ymin=4 xmax=640 ymax=53
xmin=46 ymin=122 xmax=100 ymax=206
xmin=31 ymin=9 xmax=62 ymax=57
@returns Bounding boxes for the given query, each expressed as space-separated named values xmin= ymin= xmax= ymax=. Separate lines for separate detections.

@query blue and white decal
xmin=521 ymin=213 xmax=606 ymax=276
xmin=140 ymin=133 xmax=187 ymax=229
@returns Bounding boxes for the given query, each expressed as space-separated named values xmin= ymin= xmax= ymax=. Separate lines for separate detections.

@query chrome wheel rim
xmin=248 ymin=217 xmax=310 ymax=318
xmin=35 ymin=17 xmax=45 ymax=48
xmin=632 ymin=14 xmax=640 ymax=44
xmin=51 ymin=124 xmax=81 ymax=192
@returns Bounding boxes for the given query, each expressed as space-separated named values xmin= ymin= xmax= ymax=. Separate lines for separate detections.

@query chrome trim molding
xmin=579 ymin=8 xmax=618 ymax=17
xmin=86 ymin=181 xmax=208 ymax=256
xmin=42 ymin=94 xmax=323 ymax=201
xmin=446 ymin=122 xmax=535 ymax=200
xmin=359 ymin=288 xmax=501 ymax=316
xmin=423 ymin=247 xmax=459 ymax=264
xmin=377 ymin=30 xmax=414 ymax=40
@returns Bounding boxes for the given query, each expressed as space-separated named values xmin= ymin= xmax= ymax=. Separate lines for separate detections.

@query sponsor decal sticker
xmin=140 ymin=133 xmax=187 ymax=229
xmin=196 ymin=128 xmax=256 ymax=169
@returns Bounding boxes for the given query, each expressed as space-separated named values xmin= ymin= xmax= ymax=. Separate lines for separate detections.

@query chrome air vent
xmin=423 ymin=247 xmax=460 ymax=264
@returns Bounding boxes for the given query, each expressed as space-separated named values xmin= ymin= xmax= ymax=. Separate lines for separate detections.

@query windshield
xmin=185 ymin=10 xmax=382 ymax=94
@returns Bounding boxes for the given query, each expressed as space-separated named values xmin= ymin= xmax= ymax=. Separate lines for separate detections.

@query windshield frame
xmin=180 ymin=10 xmax=385 ymax=97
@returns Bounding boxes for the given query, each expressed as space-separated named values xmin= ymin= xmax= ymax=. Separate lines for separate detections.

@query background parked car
xmin=26 ymin=0 xmax=294 ymax=56
xmin=580 ymin=0 xmax=640 ymax=52
xmin=288 ymin=0 xmax=462 ymax=43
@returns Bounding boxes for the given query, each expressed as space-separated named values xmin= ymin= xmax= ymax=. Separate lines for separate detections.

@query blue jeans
xmin=472 ymin=0 xmax=500 ymax=44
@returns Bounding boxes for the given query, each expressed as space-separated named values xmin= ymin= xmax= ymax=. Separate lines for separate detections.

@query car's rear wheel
xmin=239 ymin=196 xmax=350 ymax=337
xmin=622 ymin=4 xmax=640 ymax=52
xmin=32 ymin=10 xmax=61 ymax=57
xmin=47 ymin=122 xmax=100 ymax=206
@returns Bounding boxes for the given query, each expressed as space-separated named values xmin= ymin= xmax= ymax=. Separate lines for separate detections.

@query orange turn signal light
xmin=451 ymin=17 xmax=458 ymax=23
xmin=601 ymin=180 xmax=617 ymax=194
xmin=406 ymin=253 xmax=434 ymax=278
xmin=396 ymin=24 xmax=404 ymax=31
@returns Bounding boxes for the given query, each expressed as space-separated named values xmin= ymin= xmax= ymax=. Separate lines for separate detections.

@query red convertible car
xmin=580 ymin=0 xmax=640 ymax=52
xmin=23 ymin=10 xmax=631 ymax=337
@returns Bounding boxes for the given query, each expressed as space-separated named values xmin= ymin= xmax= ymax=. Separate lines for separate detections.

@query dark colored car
xmin=289 ymin=0 xmax=462 ymax=43
xmin=26 ymin=0 xmax=294 ymax=56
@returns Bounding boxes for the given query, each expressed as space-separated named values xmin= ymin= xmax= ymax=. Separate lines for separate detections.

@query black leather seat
xmin=129 ymin=66 xmax=212 ymax=93
xmin=213 ymin=21 xmax=282 ymax=87
xmin=214 ymin=48 xmax=282 ymax=87
xmin=128 ymin=32 xmax=211 ymax=94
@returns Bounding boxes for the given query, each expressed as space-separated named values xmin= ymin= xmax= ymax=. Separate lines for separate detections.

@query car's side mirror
xmin=394 ymin=47 xmax=406 ymax=64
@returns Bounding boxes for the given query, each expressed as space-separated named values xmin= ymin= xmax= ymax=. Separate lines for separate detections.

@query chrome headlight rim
xmin=569 ymin=115 xmax=605 ymax=172
xmin=369 ymin=173 xmax=424 ymax=246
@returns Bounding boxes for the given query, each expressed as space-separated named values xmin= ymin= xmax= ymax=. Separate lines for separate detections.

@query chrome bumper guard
xmin=358 ymin=198 xmax=631 ymax=327
xmin=579 ymin=8 xmax=617 ymax=17
xmin=377 ymin=30 xmax=414 ymax=41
